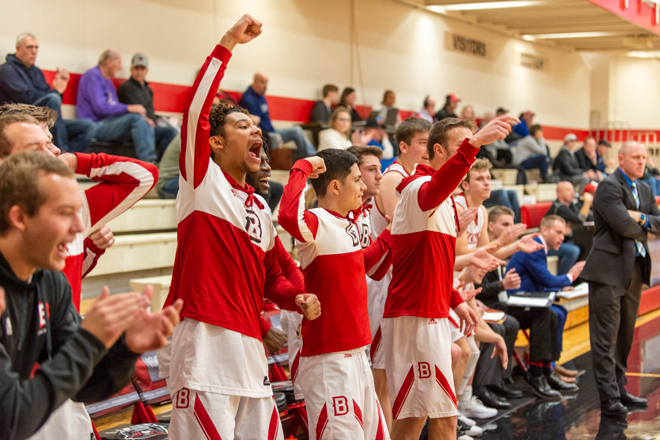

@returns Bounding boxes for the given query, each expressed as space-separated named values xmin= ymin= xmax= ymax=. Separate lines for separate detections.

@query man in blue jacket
xmin=506 ymin=215 xmax=585 ymax=398
xmin=0 ymin=33 xmax=95 ymax=153
xmin=239 ymin=72 xmax=315 ymax=161
xmin=76 ymin=50 xmax=156 ymax=163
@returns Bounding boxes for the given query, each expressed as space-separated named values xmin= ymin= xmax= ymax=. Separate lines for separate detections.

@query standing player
xmin=383 ymin=115 xmax=518 ymax=440
xmin=278 ymin=149 xmax=392 ymax=439
xmin=163 ymin=16 xmax=321 ymax=440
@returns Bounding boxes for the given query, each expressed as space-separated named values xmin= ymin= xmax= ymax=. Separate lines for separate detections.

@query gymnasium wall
xmin=1 ymin=0 xmax=593 ymax=137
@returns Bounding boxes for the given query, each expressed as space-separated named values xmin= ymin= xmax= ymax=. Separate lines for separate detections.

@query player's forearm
xmin=278 ymin=161 xmax=314 ymax=242
xmin=363 ymin=230 xmax=392 ymax=272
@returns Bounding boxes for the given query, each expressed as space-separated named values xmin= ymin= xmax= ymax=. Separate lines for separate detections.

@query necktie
xmin=632 ymin=181 xmax=646 ymax=257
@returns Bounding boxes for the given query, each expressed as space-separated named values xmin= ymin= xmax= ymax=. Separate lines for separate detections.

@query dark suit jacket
xmin=581 ymin=168 xmax=660 ymax=287
xmin=506 ymin=237 xmax=573 ymax=293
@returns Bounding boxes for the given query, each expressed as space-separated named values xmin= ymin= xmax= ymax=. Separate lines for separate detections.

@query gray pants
xmin=474 ymin=314 xmax=520 ymax=387
xmin=588 ymin=258 xmax=644 ymax=403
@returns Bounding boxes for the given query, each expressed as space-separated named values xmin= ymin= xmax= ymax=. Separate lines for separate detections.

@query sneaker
xmin=458 ymin=414 xmax=476 ymax=427
xmin=457 ymin=424 xmax=474 ymax=440
xmin=458 ymin=396 xmax=498 ymax=419
xmin=458 ymin=417 xmax=483 ymax=437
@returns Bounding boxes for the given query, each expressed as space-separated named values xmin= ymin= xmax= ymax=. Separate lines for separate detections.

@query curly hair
xmin=208 ymin=103 xmax=250 ymax=138
xmin=0 ymin=103 xmax=57 ymax=128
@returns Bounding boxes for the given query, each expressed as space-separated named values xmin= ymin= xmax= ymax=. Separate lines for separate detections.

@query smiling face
xmin=432 ymin=126 xmax=472 ymax=169
xmin=358 ymin=154 xmax=383 ymax=200
xmin=246 ymin=149 xmax=272 ymax=196
xmin=210 ymin=111 xmax=264 ymax=176
xmin=400 ymin=131 xmax=430 ymax=165
xmin=21 ymin=173 xmax=84 ymax=271
xmin=336 ymin=163 xmax=367 ymax=213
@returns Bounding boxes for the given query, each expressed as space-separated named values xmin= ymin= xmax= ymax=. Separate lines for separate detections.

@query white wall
xmin=607 ymin=55 xmax=660 ymax=129
xmin=0 ymin=0 xmax=592 ymax=128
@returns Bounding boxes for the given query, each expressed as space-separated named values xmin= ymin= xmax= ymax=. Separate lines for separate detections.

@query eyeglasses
xmin=337 ymin=118 xmax=351 ymax=122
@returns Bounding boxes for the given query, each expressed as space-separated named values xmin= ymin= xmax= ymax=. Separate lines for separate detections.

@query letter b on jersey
xmin=332 ymin=396 xmax=349 ymax=416
xmin=418 ymin=362 xmax=431 ymax=379
xmin=176 ymin=388 xmax=190 ymax=409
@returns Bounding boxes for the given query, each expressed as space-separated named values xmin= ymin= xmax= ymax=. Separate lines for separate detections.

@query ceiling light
xmin=522 ymin=31 xmax=624 ymax=39
xmin=627 ymin=50 xmax=660 ymax=58
xmin=522 ymin=35 xmax=536 ymax=41
xmin=427 ymin=1 xmax=547 ymax=13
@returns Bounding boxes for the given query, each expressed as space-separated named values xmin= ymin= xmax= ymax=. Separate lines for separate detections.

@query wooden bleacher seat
xmin=130 ymin=275 xmax=171 ymax=312
xmin=107 ymin=200 xmax=176 ymax=233
xmin=491 ymin=168 xmax=518 ymax=185
xmin=87 ymin=232 xmax=176 ymax=277
xmin=525 ymin=183 xmax=557 ymax=202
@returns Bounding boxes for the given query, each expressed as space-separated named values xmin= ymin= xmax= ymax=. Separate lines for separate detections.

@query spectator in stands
xmin=0 ymin=32 xmax=95 ymax=153
xmin=77 ymin=50 xmax=157 ymax=163
xmin=460 ymin=105 xmax=476 ymax=125
xmin=545 ymin=181 xmax=592 ymax=274
xmin=309 ymin=83 xmax=339 ymax=124
xmin=513 ymin=110 xmax=535 ymax=138
xmin=553 ymin=134 xmax=590 ymax=190
xmin=506 ymin=215 xmax=584 ymax=396
xmin=156 ymin=135 xmax=180 ymax=199
xmin=117 ymin=53 xmax=179 ymax=159
xmin=596 ymin=139 xmax=612 ymax=174
xmin=317 ymin=107 xmax=353 ymax=151
xmin=415 ymin=95 xmax=436 ymax=123
xmin=575 ymin=137 xmax=603 ymax=182
xmin=434 ymin=93 xmax=460 ymax=120
xmin=373 ymin=89 xmax=402 ymax=126
xmin=364 ymin=118 xmax=394 ymax=169
xmin=239 ymin=71 xmax=315 ymax=161
xmin=641 ymin=155 xmax=660 ymax=196
xmin=483 ymin=188 xmax=521 ymax=223
xmin=513 ymin=124 xmax=550 ymax=182
xmin=0 ymin=151 xmax=181 ymax=440
xmin=339 ymin=86 xmax=362 ymax=122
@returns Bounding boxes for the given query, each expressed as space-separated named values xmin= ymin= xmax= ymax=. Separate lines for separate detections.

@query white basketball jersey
xmin=454 ymin=194 xmax=484 ymax=250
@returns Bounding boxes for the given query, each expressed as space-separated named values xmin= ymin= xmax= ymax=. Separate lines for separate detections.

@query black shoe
xmin=523 ymin=373 xmax=562 ymax=400
xmin=503 ymin=377 xmax=515 ymax=385
xmin=547 ymin=373 xmax=579 ymax=393
xmin=489 ymin=383 xmax=523 ymax=399
xmin=620 ymin=391 xmax=647 ymax=407
xmin=602 ymin=399 xmax=629 ymax=417
xmin=474 ymin=387 xmax=511 ymax=409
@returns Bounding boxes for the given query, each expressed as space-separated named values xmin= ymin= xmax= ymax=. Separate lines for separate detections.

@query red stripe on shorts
xmin=291 ymin=352 xmax=300 ymax=384
xmin=435 ymin=365 xmax=457 ymax=408
xmin=370 ymin=326 xmax=382 ymax=364
xmin=193 ymin=394 xmax=223 ymax=440
xmin=375 ymin=399 xmax=386 ymax=440
xmin=353 ymin=399 xmax=364 ymax=429
xmin=316 ymin=403 xmax=329 ymax=439
xmin=448 ymin=315 xmax=459 ymax=328
xmin=391 ymin=365 xmax=415 ymax=419
xmin=268 ymin=401 xmax=279 ymax=440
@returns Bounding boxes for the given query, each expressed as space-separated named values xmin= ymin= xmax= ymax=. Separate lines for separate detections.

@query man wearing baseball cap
xmin=434 ymin=93 xmax=460 ymax=121
xmin=117 ymin=53 xmax=179 ymax=160
xmin=553 ymin=133 xmax=590 ymax=191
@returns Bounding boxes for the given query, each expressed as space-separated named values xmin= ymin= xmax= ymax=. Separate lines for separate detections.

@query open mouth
xmin=248 ymin=139 xmax=262 ymax=162
xmin=259 ymin=175 xmax=270 ymax=189
xmin=56 ymin=243 xmax=69 ymax=259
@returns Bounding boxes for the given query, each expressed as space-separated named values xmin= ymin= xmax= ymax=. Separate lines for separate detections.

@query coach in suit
xmin=581 ymin=141 xmax=660 ymax=416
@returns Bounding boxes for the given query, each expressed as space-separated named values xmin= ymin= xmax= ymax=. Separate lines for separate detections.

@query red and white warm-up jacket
xmin=384 ymin=139 xmax=479 ymax=319
xmin=278 ymin=160 xmax=392 ymax=357
xmin=63 ymin=153 xmax=158 ymax=311
xmin=352 ymin=201 xmax=391 ymax=281
xmin=161 ymin=45 xmax=304 ymax=341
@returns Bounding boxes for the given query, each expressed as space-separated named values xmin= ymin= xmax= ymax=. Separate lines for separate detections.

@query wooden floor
xmin=93 ymin=307 xmax=660 ymax=433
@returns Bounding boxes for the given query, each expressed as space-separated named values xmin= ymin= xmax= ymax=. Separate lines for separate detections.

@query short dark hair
xmin=322 ymin=84 xmax=339 ymax=97
xmin=488 ymin=205 xmax=514 ymax=224
xmin=0 ymin=103 xmax=57 ymax=128
xmin=541 ymin=214 xmax=566 ymax=229
xmin=427 ymin=118 xmax=476 ymax=160
xmin=310 ymin=149 xmax=358 ymax=198
xmin=530 ymin=124 xmax=543 ymax=136
xmin=0 ymin=113 xmax=40 ymax=158
xmin=208 ymin=102 xmax=250 ymax=138
xmin=395 ymin=117 xmax=432 ymax=147
xmin=346 ymin=145 xmax=382 ymax=165
xmin=0 ymin=150 xmax=75 ymax=234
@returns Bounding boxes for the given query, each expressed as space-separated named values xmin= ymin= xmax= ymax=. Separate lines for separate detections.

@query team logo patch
xmin=245 ymin=209 xmax=263 ymax=244
xmin=359 ymin=223 xmax=370 ymax=249
xmin=263 ymin=375 xmax=271 ymax=386
xmin=418 ymin=362 xmax=431 ymax=379
xmin=346 ymin=224 xmax=360 ymax=247
xmin=428 ymin=318 xmax=437 ymax=325
xmin=332 ymin=396 xmax=349 ymax=416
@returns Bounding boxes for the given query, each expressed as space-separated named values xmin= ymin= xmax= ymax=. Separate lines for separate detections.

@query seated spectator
xmin=553 ymin=134 xmax=590 ymax=190
xmin=364 ymin=118 xmax=394 ymax=170
xmin=460 ymin=105 xmax=476 ymax=125
xmin=309 ymin=83 xmax=339 ymax=124
xmin=0 ymin=32 xmax=94 ymax=153
xmin=373 ymin=89 xmax=402 ymax=126
xmin=513 ymin=110 xmax=534 ymax=138
xmin=642 ymin=155 xmax=660 ymax=196
xmin=574 ymin=137 xmax=602 ymax=182
xmin=434 ymin=93 xmax=460 ymax=121
xmin=239 ymin=71 xmax=315 ymax=161
xmin=156 ymin=135 xmax=180 ymax=199
xmin=339 ymin=86 xmax=362 ymax=122
xmin=317 ymin=106 xmax=352 ymax=151
xmin=483 ymin=188 xmax=521 ymax=223
xmin=545 ymin=181 xmax=592 ymax=274
xmin=506 ymin=215 xmax=584 ymax=396
xmin=77 ymin=50 xmax=157 ymax=163
xmin=415 ymin=95 xmax=435 ymax=123
xmin=117 ymin=53 xmax=179 ymax=160
xmin=496 ymin=107 xmax=521 ymax=144
xmin=0 ymin=151 xmax=181 ymax=440
xmin=596 ymin=139 xmax=613 ymax=174
xmin=513 ymin=124 xmax=550 ymax=182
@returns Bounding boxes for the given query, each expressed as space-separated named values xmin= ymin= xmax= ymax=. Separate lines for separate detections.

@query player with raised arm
xmin=162 ymin=16 xmax=321 ymax=440
xmin=383 ymin=115 xmax=518 ymax=440
xmin=278 ymin=148 xmax=392 ymax=439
